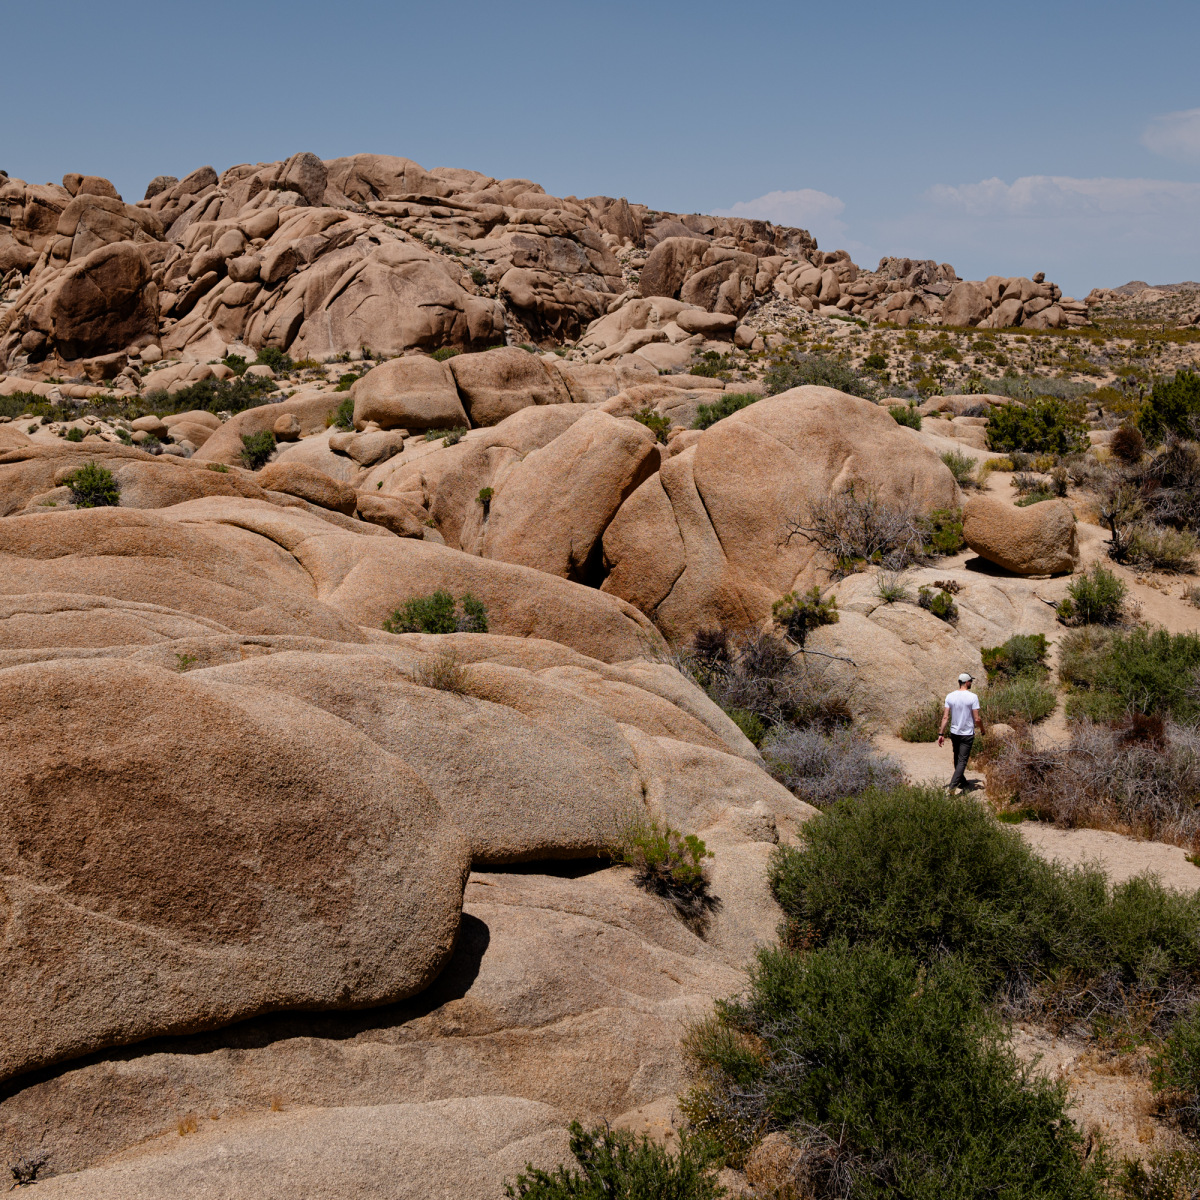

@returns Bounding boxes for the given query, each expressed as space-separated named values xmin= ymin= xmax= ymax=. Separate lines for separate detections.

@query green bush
xmin=1116 ymin=1151 xmax=1200 ymax=1200
xmin=331 ymin=397 xmax=354 ymax=429
xmin=254 ymin=346 xmax=293 ymax=374
xmin=632 ymin=407 xmax=671 ymax=443
xmin=333 ymin=373 xmax=360 ymax=393
xmin=425 ymin=426 xmax=468 ymax=445
xmin=917 ymin=585 xmax=958 ymax=622
xmin=897 ymin=697 xmax=945 ymax=741
xmin=764 ymin=352 xmax=875 ymax=399
xmin=477 ymin=486 xmax=494 ymax=506
xmin=689 ymin=351 xmax=735 ymax=380
xmin=504 ymin=1121 xmax=723 ymax=1200
xmin=982 ymin=633 xmax=1049 ymax=682
xmin=1123 ymin=523 xmax=1199 ymax=573
xmin=771 ymin=586 xmax=838 ymax=648
xmin=767 ymin=786 xmax=1200 ymax=1030
xmin=239 ymin=430 xmax=276 ymax=469
xmin=382 ymin=589 xmax=489 ymax=635
xmin=610 ymin=813 xmax=715 ymax=927
xmin=727 ymin=707 xmax=766 ymax=746
xmin=919 ymin=507 xmax=964 ymax=556
xmin=222 ymin=353 xmax=247 ymax=376
xmin=692 ymin=392 xmax=759 ymax=430
xmin=986 ymin=397 xmax=1089 ymax=455
xmin=863 ymin=352 xmax=888 ymax=370
xmin=1152 ymin=1006 xmax=1200 ymax=1125
xmin=145 ymin=373 xmax=276 ymax=416
xmin=1138 ymin=369 xmax=1200 ymax=445
xmin=62 ymin=461 xmax=119 ymax=507
xmin=683 ymin=939 xmax=1105 ymax=1198
xmin=888 ymin=403 xmax=921 ymax=430
xmin=430 ymin=346 xmax=461 ymax=361
xmin=1061 ymin=625 xmax=1200 ymax=722
xmin=985 ymin=674 xmax=1058 ymax=724
xmin=1057 ymin=563 xmax=1127 ymax=626
xmin=940 ymin=449 xmax=977 ymax=488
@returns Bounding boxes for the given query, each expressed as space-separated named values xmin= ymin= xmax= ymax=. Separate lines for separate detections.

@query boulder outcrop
xmin=963 ymin=494 xmax=1079 ymax=576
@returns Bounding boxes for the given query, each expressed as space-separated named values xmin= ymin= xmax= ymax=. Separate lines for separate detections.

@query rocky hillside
xmin=0 ymin=150 xmax=1090 ymax=391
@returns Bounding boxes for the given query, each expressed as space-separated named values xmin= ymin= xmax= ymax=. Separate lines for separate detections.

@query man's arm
xmin=937 ymin=705 xmax=950 ymax=746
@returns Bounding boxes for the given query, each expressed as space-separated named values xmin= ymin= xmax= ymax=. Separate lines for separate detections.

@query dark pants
xmin=948 ymin=733 xmax=974 ymax=791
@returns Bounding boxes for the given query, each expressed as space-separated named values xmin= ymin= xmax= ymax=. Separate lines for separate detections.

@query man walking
xmin=937 ymin=672 xmax=981 ymax=793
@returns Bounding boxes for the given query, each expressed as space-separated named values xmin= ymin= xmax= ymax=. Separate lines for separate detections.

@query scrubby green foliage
xmin=632 ymin=407 xmax=671 ymax=443
xmin=1151 ymin=1006 xmax=1200 ymax=1126
xmin=611 ymin=814 xmax=713 ymax=892
xmin=683 ymin=939 xmax=1105 ymax=1198
xmin=254 ymin=346 xmax=293 ymax=374
xmin=918 ymin=585 xmax=958 ymax=622
xmin=145 ymin=372 xmax=276 ymax=416
xmin=1123 ymin=523 xmax=1199 ymax=573
xmin=983 ymin=633 xmax=1049 ymax=682
xmin=940 ymin=449 xmax=977 ymax=488
xmin=1138 ymin=369 xmax=1200 ymax=445
xmin=727 ymin=707 xmax=766 ymax=746
xmin=239 ymin=430 xmax=276 ymax=469
xmin=863 ymin=352 xmax=888 ymax=370
xmin=425 ymin=426 xmax=468 ymax=445
xmin=764 ymin=352 xmax=875 ymax=399
xmin=333 ymin=397 xmax=355 ymax=429
xmin=222 ymin=353 xmax=247 ymax=376
xmin=64 ymin=426 xmax=84 ymax=442
xmin=477 ymin=486 xmax=494 ymax=506
xmin=62 ymin=461 xmax=119 ymax=507
xmin=889 ymin=402 xmax=922 ymax=430
xmin=1117 ymin=1151 xmax=1200 ymax=1200
xmin=771 ymin=586 xmax=838 ymax=647
xmin=333 ymin=373 xmax=360 ymax=392
xmin=1057 ymin=563 xmax=1128 ymax=626
xmin=898 ymin=697 xmax=946 ymax=741
xmin=382 ymin=589 xmax=489 ymax=635
xmin=986 ymin=397 xmax=1089 ymax=455
xmin=919 ymin=507 xmax=965 ymax=556
xmin=689 ymin=351 xmax=735 ymax=380
xmin=504 ymin=1121 xmax=723 ymax=1199
xmin=430 ymin=346 xmax=461 ymax=361
xmin=692 ymin=392 xmax=759 ymax=430
xmin=767 ymin=786 xmax=1200 ymax=1034
xmin=1061 ymin=625 xmax=1200 ymax=722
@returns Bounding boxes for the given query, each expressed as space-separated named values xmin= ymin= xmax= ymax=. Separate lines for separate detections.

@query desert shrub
xmin=898 ymin=697 xmax=945 ymax=741
xmin=222 ymin=353 xmax=247 ymax=376
xmin=863 ymin=352 xmax=888 ymax=371
xmin=1111 ymin=424 xmax=1145 ymax=464
xmin=692 ymin=391 xmax=759 ymax=430
xmin=988 ymin=719 xmax=1200 ymax=849
xmin=430 ymin=346 xmax=460 ymax=361
xmin=762 ymin=725 xmax=903 ymax=808
xmin=940 ymin=450 xmax=978 ymax=488
xmin=62 ymin=461 xmax=119 ymax=507
xmin=504 ymin=1121 xmax=723 ymax=1200
xmin=424 ymin=425 xmax=468 ymax=445
xmin=785 ymin=486 xmax=931 ymax=575
xmin=383 ymin=590 xmax=488 ymax=635
xmin=333 ymin=397 xmax=355 ymax=429
xmin=145 ymin=372 xmax=276 ymax=416
xmin=292 ymin=356 xmax=322 ymax=371
xmin=917 ymin=585 xmax=958 ymax=623
xmin=985 ymin=674 xmax=1058 ymax=724
xmin=632 ymin=406 xmax=671 ymax=443
xmin=1152 ymin=1007 xmax=1200 ymax=1126
xmin=1060 ymin=625 xmax=1200 ymax=722
xmin=1116 ymin=1150 xmax=1200 ymax=1200
xmin=333 ymin=372 xmax=360 ymax=392
xmin=874 ymin=569 xmax=912 ymax=603
xmin=689 ymin=351 xmax=735 ymax=379
xmin=764 ymin=352 xmax=875 ymax=399
xmin=983 ymin=633 xmax=1049 ymax=682
xmin=1123 ymin=523 xmax=1199 ymax=573
xmin=986 ymin=397 xmax=1089 ymax=455
xmin=207 ymin=463 xmax=228 ymax=473
xmin=919 ymin=507 xmax=964 ymax=556
xmin=254 ymin=346 xmax=293 ymax=374
xmin=687 ymin=628 xmax=854 ymax=734
xmin=413 ymin=647 xmax=468 ymax=693
xmin=477 ymin=486 xmax=493 ymax=507
xmin=1139 ymin=369 xmax=1200 ymax=445
xmin=610 ymin=812 xmax=715 ymax=927
xmin=1015 ymin=489 xmax=1055 ymax=507
xmin=239 ymin=430 xmax=276 ymax=469
xmin=683 ymin=939 xmax=1105 ymax=1197
xmin=888 ymin=403 xmax=921 ymax=430
xmin=767 ymin=785 xmax=1200 ymax=1034
xmin=771 ymin=586 xmax=838 ymax=648
xmin=64 ymin=426 xmax=85 ymax=442
xmin=1057 ymin=563 xmax=1128 ymax=626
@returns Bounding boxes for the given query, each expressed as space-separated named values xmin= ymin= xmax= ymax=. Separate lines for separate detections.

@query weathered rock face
xmin=257 ymin=461 xmax=358 ymax=514
xmin=448 ymin=345 xmax=572 ymax=426
xmin=352 ymin=356 xmax=469 ymax=431
xmin=963 ymin=494 xmax=1079 ymax=576
xmin=0 ymin=656 xmax=471 ymax=1084
xmin=600 ymin=387 xmax=961 ymax=640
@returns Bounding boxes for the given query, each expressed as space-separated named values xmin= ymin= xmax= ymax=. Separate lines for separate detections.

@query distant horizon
xmin=4 ymin=0 xmax=1198 ymax=300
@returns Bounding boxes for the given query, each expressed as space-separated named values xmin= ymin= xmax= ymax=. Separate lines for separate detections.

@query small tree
xmin=62 ymin=461 xmax=119 ymax=507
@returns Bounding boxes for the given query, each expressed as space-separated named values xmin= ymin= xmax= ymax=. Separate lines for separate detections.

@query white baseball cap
xmin=958 ymin=672 xmax=974 ymax=683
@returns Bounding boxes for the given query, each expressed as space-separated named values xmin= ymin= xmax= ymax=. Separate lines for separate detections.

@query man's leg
xmin=948 ymin=734 xmax=973 ymax=791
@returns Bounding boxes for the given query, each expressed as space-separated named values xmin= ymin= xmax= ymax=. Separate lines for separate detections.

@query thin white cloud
xmin=1141 ymin=108 xmax=1200 ymax=162
xmin=713 ymin=188 xmax=848 ymax=241
xmin=927 ymin=174 xmax=1200 ymax=218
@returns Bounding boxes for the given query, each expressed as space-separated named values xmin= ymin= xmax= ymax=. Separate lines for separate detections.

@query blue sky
xmin=4 ymin=0 xmax=1199 ymax=297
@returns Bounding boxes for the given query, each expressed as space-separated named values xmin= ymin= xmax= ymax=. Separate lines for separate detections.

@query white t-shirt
xmin=944 ymin=690 xmax=980 ymax=736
